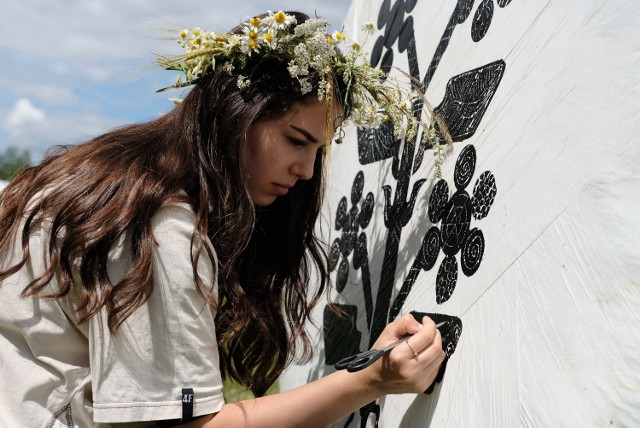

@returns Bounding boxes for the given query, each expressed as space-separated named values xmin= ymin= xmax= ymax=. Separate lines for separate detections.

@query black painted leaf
xmin=413 ymin=148 xmax=425 ymax=176
xmin=454 ymin=0 xmax=475 ymax=24
xmin=433 ymin=60 xmax=506 ymax=142
xmin=392 ymin=138 xmax=400 ymax=179
xmin=353 ymin=233 xmax=368 ymax=269
xmin=380 ymin=49 xmax=394 ymax=74
xmin=436 ymin=255 xmax=458 ymax=304
xmin=360 ymin=193 xmax=375 ymax=228
xmin=401 ymin=178 xmax=426 ymax=227
xmin=428 ymin=179 xmax=450 ymax=223
xmin=377 ymin=0 xmax=391 ymax=29
xmin=328 ymin=239 xmax=341 ymax=272
xmin=384 ymin=0 xmax=405 ymax=49
xmin=398 ymin=16 xmax=414 ymax=53
xmin=382 ymin=185 xmax=393 ymax=228
xmin=497 ymin=0 xmax=513 ymax=7
xmin=370 ymin=36 xmax=385 ymax=69
xmin=405 ymin=0 xmax=418 ymax=13
xmin=351 ymin=171 xmax=365 ymax=204
xmin=335 ymin=197 xmax=348 ymax=230
xmin=472 ymin=0 xmax=494 ymax=42
xmin=336 ymin=257 xmax=349 ymax=293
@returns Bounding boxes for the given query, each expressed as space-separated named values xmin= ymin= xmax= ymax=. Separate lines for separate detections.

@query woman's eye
xmin=289 ymin=138 xmax=306 ymax=147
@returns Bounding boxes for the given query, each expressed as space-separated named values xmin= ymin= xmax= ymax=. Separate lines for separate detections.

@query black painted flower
xmin=329 ymin=171 xmax=374 ymax=292
xmin=428 ymin=144 xmax=497 ymax=303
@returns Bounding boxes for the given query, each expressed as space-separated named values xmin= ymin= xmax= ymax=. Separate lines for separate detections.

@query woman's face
xmin=242 ymin=99 xmax=337 ymax=207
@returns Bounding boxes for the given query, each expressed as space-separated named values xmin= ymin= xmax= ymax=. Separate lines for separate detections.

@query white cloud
xmin=0 ymin=0 xmax=353 ymax=158
xmin=0 ymin=1 xmax=350 ymax=64
xmin=6 ymin=98 xmax=46 ymax=129
xmin=1 ymin=106 xmax=121 ymax=161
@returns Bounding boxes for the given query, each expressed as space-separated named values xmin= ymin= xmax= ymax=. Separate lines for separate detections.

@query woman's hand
xmin=363 ymin=314 xmax=446 ymax=395
xmin=187 ymin=314 xmax=446 ymax=428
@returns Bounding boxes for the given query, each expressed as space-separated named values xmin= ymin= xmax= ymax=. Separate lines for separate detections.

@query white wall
xmin=281 ymin=0 xmax=640 ymax=426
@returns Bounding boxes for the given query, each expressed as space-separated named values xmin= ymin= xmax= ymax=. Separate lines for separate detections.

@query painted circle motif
xmin=436 ymin=255 xmax=458 ymax=304
xmin=419 ymin=226 xmax=441 ymax=271
xmin=454 ymin=144 xmax=476 ymax=190
xmin=441 ymin=191 xmax=472 ymax=256
xmin=461 ymin=228 xmax=485 ymax=276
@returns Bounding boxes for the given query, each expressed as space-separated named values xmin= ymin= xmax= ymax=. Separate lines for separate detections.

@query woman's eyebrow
xmin=290 ymin=125 xmax=318 ymax=143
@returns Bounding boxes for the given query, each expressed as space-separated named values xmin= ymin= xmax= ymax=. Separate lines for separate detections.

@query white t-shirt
xmin=0 ymin=203 xmax=225 ymax=427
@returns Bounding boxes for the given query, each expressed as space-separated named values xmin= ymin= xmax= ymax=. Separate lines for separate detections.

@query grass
xmin=223 ymin=379 xmax=279 ymax=403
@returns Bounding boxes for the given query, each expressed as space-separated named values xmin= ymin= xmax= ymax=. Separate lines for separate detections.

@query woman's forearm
xmin=205 ymin=369 xmax=382 ymax=428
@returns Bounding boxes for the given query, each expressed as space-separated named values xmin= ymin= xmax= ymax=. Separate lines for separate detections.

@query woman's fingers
xmin=368 ymin=315 xmax=446 ymax=394
xmin=404 ymin=338 xmax=420 ymax=359
xmin=396 ymin=316 xmax=439 ymax=360
xmin=416 ymin=327 xmax=445 ymax=367
xmin=419 ymin=330 xmax=446 ymax=388
xmin=372 ymin=313 xmax=421 ymax=349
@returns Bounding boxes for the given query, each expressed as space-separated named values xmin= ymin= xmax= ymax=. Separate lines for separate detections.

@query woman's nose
xmin=291 ymin=151 xmax=315 ymax=181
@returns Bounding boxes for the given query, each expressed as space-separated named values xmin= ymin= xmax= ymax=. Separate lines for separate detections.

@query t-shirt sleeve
xmin=89 ymin=204 xmax=225 ymax=424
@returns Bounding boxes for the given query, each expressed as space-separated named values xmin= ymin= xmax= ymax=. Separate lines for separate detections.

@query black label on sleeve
xmin=181 ymin=388 xmax=194 ymax=421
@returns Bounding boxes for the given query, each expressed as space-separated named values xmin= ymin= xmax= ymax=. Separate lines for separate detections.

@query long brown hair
xmin=0 ymin=12 xmax=338 ymax=397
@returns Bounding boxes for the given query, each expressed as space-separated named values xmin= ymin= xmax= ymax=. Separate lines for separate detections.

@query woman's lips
xmin=273 ymin=183 xmax=290 ymax=195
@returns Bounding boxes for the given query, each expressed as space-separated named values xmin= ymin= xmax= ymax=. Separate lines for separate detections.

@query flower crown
xmin=156 ymin=11 xmax=427 ymax=144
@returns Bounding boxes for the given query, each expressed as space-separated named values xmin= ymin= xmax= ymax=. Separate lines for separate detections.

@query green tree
xmin=0 ymin=147 xmax=31 ymax=180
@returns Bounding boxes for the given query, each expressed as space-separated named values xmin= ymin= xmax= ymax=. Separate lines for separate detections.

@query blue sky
xmin=0 ymin=0 xmax=353 ymax=161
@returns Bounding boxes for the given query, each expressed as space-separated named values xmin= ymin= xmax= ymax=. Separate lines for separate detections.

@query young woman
xmin=0 ymin=11 xmax=445 ymax=427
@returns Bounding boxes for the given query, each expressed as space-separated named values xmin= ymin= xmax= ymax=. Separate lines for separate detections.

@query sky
xmin=0 ymin=0 xmax=353 ymax=161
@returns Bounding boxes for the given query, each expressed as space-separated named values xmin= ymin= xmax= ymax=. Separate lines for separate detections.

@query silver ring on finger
xmin=406 ymin=339 xmax=419 ymax=358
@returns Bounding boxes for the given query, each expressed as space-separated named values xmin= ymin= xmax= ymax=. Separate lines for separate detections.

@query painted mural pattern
xmin=323 ymin=0 xmax=510 ymax=425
